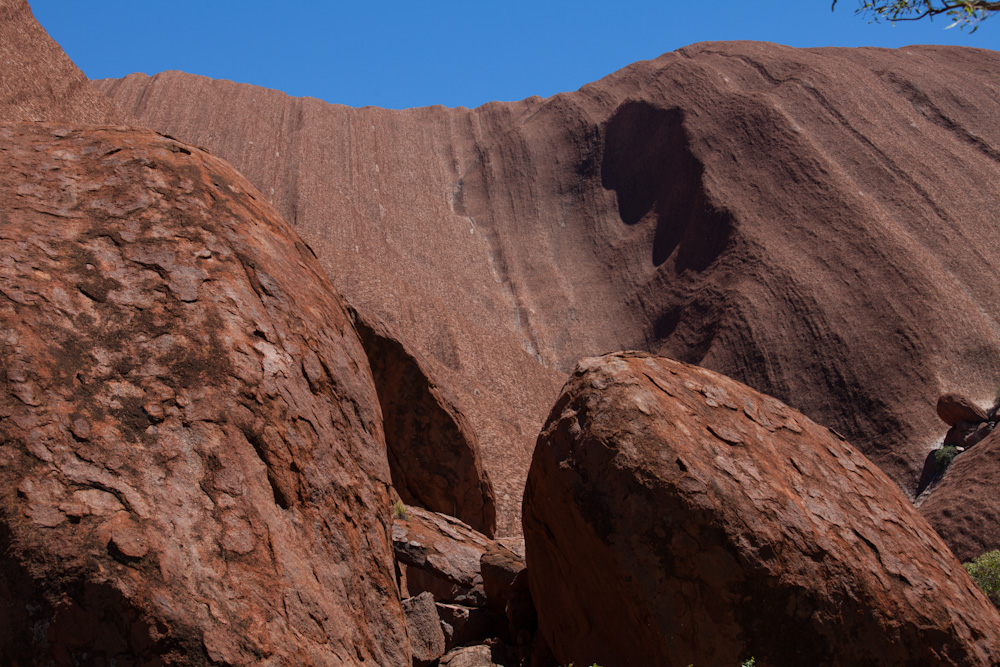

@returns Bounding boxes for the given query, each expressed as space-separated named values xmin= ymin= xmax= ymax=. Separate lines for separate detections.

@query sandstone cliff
xmin=0 ymin=0 xmax=121 ymax=124
xmin=100 ymin=42 xmax=1000 ymax=522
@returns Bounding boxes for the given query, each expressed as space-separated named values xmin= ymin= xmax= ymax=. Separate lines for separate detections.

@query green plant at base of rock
xmin=964 ymin=551 xmax=1000 ymax=602
xmin=934 ymin=445 xmax=960 ymax=472
xmin=392 ymin=500 xmax=408 ymax=520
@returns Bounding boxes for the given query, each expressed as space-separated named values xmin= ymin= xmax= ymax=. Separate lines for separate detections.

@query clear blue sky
xmin=30 ymin=1 xmax=1000 ymax=110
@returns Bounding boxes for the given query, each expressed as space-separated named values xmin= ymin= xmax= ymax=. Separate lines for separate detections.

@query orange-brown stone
xmin=523 ymin=352 xmax=1000 ymax=666
xmin=0 ymin=122 xmax=409 ymax=665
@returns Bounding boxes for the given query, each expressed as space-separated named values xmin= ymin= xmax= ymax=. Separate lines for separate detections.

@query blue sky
xmin=31 ymin=1 xmax=1000 ymax=110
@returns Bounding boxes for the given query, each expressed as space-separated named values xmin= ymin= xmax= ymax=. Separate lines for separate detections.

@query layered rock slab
xmin=391 ymin=505 xmax=531 ymax=660
xmin=99 ymin=43 xmax=1000 ymax=507
xmin=522 ymin=352 xmax=1000 ymax=666
xmin=0 ymin=0 xmax=121 ymax=124
xmin=393 ymin=506 xmax=501 ymax=607
xmin=0 ymin=123 xmax=409 ymax=665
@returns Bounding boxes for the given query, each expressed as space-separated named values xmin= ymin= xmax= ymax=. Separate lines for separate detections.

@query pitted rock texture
xmin=522 ymin=352 xmax=1000 ymax=667
xmin=0 ymin=122 xmax=409 ymax=665
xmin=101 ymin=43 xmax=1000 ymax=507
xmin=351 ymin=306 xmax=496 ymax=536
xmin=920 ymin=429 xmax=1000 ymax=564
xmin=0 ymin=0 xmax=121 ymax=124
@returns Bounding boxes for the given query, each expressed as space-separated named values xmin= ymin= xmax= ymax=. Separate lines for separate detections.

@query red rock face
xmin=522 ymin=352 xmax=1000 ymax=666
xmin=0 ymin=0 xmax=121 ymax=123
xmin=98 ymin=73 xmax=567 ymax=535
xmin=99 ymin=42 xmax=1000 ymax=510
xmin=0 ymin=122 xmax=409 ymax=665
xmin=920 ymin=430 xmax=1000 ymax=564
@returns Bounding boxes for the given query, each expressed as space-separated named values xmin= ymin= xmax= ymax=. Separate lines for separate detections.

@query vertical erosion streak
xmin=452 ymin=146 xmax=544 ymax=363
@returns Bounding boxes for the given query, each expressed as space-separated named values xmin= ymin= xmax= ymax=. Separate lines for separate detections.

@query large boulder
xmin=0 ymin=122 xmax=409 ymax=665
xmin=403 ymin=592 xmax=446 ymax=667
xmin=480 ymin=546 xmax=525 ymax=615
xmin=393 ymin=506 xmax=518 ymax=607
xmin=522 ymin=352 xmax=1000 ymax=666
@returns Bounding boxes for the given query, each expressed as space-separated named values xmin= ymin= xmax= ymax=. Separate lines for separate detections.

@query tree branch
xmin=833 ymin=0 xmax=1000 ymax=30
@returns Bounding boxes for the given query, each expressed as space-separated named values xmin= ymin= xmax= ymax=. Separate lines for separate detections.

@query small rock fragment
xmin=403 ymin=592 xmax=446 ymax=667
xmin=937 ymin=394 xmax=988 ymax=427
xmin=439 ymin=645 xmax=499 ymax=667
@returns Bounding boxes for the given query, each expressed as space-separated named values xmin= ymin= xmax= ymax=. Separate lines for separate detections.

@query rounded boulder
xmin=523 ymin=352 xmax=1000 ymax=666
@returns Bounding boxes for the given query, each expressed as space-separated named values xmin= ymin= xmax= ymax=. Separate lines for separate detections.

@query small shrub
xmin=964 ymin=550 xmax=1000 ymax=603
xmin=934 ymin=445 xmax=960 ymax=472
xmin=392 ymin=500 xmax=408 ymax=520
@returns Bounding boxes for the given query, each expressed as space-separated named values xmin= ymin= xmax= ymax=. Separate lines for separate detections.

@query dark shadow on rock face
xmin=601 ymin=101 xmax=732 ymax=271
xmin=649 ymin=291 xmax=725 ymax=368
xmin=350 ymin=307 xmax=497 ymax=537
xmin=0 ymin=524 xmax=184 ymax=665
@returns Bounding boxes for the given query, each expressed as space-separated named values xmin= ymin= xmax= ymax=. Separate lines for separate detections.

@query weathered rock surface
xmin=0 ymin=122 xmax=408 ymax=665
xmin=403 ymin=592 xmax=446 ymax=667
xmin=350 ymin=306 xmax=497 ymax=536
xmin=436 ymin=602 xmax=505 ymax=652
xmin=0 ymin=0 xmax=121 ymax=124
xmin=439 ymin=645 xmax=500 ymax=667
xmin=920 ymin=429 xmax=1000 ymax=564
xmin=101 ymin=42 xmax=1000 ymax=508
xmin=393 ymin=506 xmax=517 ymax=607
xmin=392 ymin=505 xmax=529 ymax=659
xmin=480 ymin=547 xmax=525 ymax=615
xmin=522 ymin=352 xmax=1000 ymax=666
xmin=937 ymin=393 xmax=989 ymax=427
